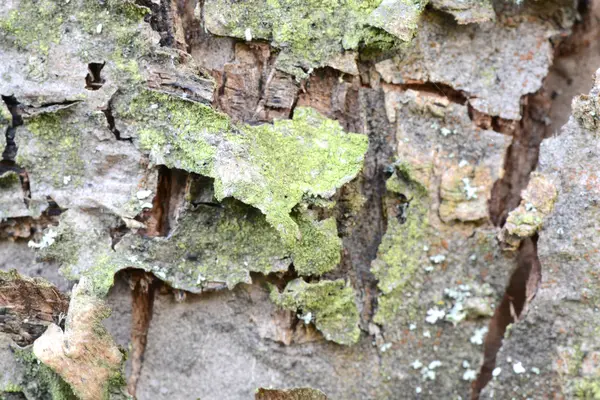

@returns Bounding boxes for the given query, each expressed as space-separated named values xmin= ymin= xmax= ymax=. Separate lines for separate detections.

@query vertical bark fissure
xmin=127 ymin=270 xmax=158 ymax=398
xmin=473 ymin=2 xmax=594 ymax=395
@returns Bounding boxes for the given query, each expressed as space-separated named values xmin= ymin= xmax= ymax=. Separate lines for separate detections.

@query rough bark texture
xmin=1 ymin=0 xmax=600 ymax=399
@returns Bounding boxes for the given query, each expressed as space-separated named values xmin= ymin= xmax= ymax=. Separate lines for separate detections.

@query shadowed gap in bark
xmin=123 ymin=269 xmax=158 ymax=398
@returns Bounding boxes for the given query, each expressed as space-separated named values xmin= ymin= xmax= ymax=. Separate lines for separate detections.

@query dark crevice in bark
xmin=488 ymin=91 xmax=550 ymax=226
xmin=122 ymin=269 xmax=158 ymax=399
xmin=1 ymin=95 xmax=32 ymax=208
xmin=136 ymin=166 xmax=175 ymax=237
xmin=102 ymin=98 xmax=132 ymax=142
xmin=473 ymin=1 xmax=593 ymax=396
xmin=467 ymin=104 xmax=519 ymax=136
xmin=135 ymin=0 xmax=175 ymax=47
xmin=84 ymin=62 xmax=105 ymax=91
xmin=472 ymin=237 xmax=541 ymax=399
xmin=2 ymin=95 xmax=22 ymax=162
xmin=398 ymin=81 xmax=468 ymax=105
xmin=337 ymin=88 xmax=397 ymax=327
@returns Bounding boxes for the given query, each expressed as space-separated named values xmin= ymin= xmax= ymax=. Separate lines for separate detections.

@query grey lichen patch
xmin=376 ymin=14 xmax=556 ymax=119
xmin=118 ymin=90 xmax=368 ymax=245
xmin=0 ymin=0 xmax=151 ymax=100
xmin=33 ymin=278 xmax=126 ymax=400
xmin=499 ymin=172 xmax=557 ymax=250
xmin=14 ymin=106 xmax=156 ymax=219
xmin=203 ymin=0 xmax=410 ymax=77
xmin=16 ymin=109 xmax=84 ymax=188
xmin=573 ymin=75 xmax=600 ymax=132
xmin=367 ymin=0 xmax=428 ymax=42
xmin=0 ymin=171 xmax=30 ymax=219
xmin=429 ymin=0 xmax=495 ymax=24
xmin=438 ymin=165 xmax=492 ymax=223
xmin=270 ymin=278 xmax=360 ymax=345
xmin=372 ymin=170 xmax=429 ymax=324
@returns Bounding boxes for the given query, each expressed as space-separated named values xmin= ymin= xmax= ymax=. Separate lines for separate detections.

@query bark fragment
xmin=33 ymin=278 xmax=125 ymax=400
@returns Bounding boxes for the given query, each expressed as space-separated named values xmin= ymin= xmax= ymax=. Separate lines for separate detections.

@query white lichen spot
xmin=136 ymin=189 xmax=153 ymax=200
xmin=421 ymin=368 xmax=436 ymax=381
xmin=409 ymin=323 xmax=417 ymax=331
xmin=513 ymin=362 xmax=526 ymax=374
xmin=423 ymin=245 xmax=429 ymax=251
xmin=96 ymin=23 xmax=103 ymax=34
xmin=63 ymin=175 xmax=71 ymax=185
xmin=411 ymin=360 xmax=423 ymax=370
xmin=424 ymin=265 xmax=434 ymax=273
xmin=299 ymin=312 xmax=312 ymax=324
xmin=446 ymin=302 xmax=466 ymax=326
xmin=428 ymin=361 xmax=442 ymax=370
xmin=525 ymin=202 xmax=536 ymax=212
xmin=531 ymin=367 xmax=540 ymax=375
xmin=28 ymin=229 xmax=58 ymax=249
xmin=462 ymin=369 xmax=477 ymax=381
xmin=459 ymin=159 xmax=469 ymax=168
xmin=380 ymin=342 xmax=392 ymax=352
xmin=430 ymin=254 xmax=446 ymax=264
xmin=423 ymin=330 xmax=431 ymax=338
xmin=470 ymin=326 xmax=488 ymax=345
xmin=462 ymin=178 xmax=478 ymax=200
xmin=140 ymin=202 xmax=153 ymax=209
xmin=245 ymin=28 xmax=253 ymax=41
xmin=440 ymin=127 xmax=456 ymax=137
xmin=425 ymin=307 xmax=446 ymax=324
xmin=462 ymin=360 xmax=470 ymax=369
xmin=416 ymin=387 xmax=422 ymax=394
xmin=492 ymin=367 xmax=502 ymax=377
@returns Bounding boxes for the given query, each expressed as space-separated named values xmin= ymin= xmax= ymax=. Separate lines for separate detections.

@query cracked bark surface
xmin=1 ymin=0 xmax=599 ymax=399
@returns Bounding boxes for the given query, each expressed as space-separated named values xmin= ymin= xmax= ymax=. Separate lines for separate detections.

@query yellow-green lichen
xmin=0 ymin=0 xmax=63 ymax=55
xmin=45 ymin=198 xmax=342 ymax=296
xmin=120 ymin=90 xmax=368 ymax=245
xmin=270 ymin=278 xmax=360 ymax=345
xmin=12 ymin=348 xmax=76 ymax=400
xmin=575 ymin=379 xmax=600 ymax=399
xmin=16 ymin=110 xmax=85 ymax=187
xmin=0 ymin=171 xmax=19 ymax=188
xmin=1 ymin=0 xmax=149 ymax=85
xmin=372 ymin=170 xmax=429 ymax=324
xmin=290 ymin=211 xmax=342 ymax=276
xmin=203 ymin=0 xmax=407 ymax=77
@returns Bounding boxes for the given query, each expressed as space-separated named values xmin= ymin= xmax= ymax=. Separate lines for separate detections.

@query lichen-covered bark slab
xmin=33 ymin=278 xmax=125 ymax=400
xmin=499 ymin=172 xmax=557 ymax=250
xmin=270 ymin=279 xmax=360 ymax=345
xmin=203 ymin=0 xmax=417 ymax=77
xmin=370 ymin=88 xmax=515 ymax=397
xmin=39 ymin=178 xmax=343 ymax=299
xmin=376 ymin=13 xmax=556 ymax=119
xmin=115 ymin=90 xmax=368 ymax=243
xmin=15 ymin=108 xmax=157 ymax=218
xmin=481 ymin=70 xmax=600 ymax=399
xmin=429 ymin=0 xmax=494 ymax=24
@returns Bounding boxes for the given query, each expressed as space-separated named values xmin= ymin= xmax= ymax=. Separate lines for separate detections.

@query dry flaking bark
xmin=0 ymin=270 xmax=68 ymax=346
xmin=0 ymin=0 xmax=593 ymax=399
